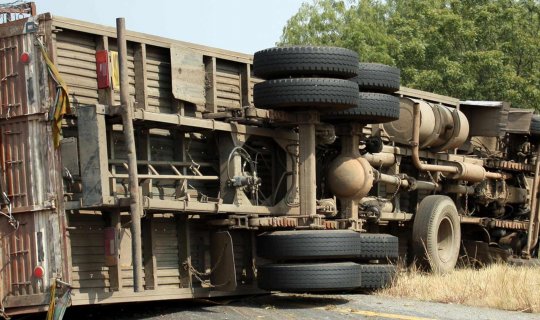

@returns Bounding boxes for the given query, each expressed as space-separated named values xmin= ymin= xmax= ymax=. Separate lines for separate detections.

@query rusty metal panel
xmin=0 ymin=119 xmax=30 ymax=208
xmin=55 ymin=29 xmax=99 ymax=106
xmin=0 ymin=214 xmax=38 ymax=297
xmin=0 ymin=32 xmax=27 ymax=117
xmin=0 ymin=117 xmax=53 ymax=211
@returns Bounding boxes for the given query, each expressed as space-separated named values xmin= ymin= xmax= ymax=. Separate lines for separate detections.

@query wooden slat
xmin=156 ymin=268 xmax=180 ymax=276
xmin=72 ymin=265 xmax=108 ymax=272
xmin=217 ymin=90 xmax=241 ymax=101
xmin=73 ymin=279 xmax=110 ymax=288
xmin=70 ymin=246 xmax=104 ymax=255
xmin=72 ymin=271 xmax=109 ymax=281
xmin=72 ymin=254 xmax=105 ymax=264
xmin=57 ymin=65 xmax=98 ymax=79
xmin=217 ymin=98 xmax=241 ymax=109
xmin=56 ymin=41 xmax=95 ymax=55
xmin=157 ymin=276 xmax=181 ymax=285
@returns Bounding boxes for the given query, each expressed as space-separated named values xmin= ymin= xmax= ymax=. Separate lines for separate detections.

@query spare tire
xmin=322 ymin=92 xmax=400 ymax=124
xmin=253 ymin=46 xmax=359 ymax=80
xmin=257 ymin=262 xmax=362 ymax=292
xmin=257 ymin=230 xmax=362 ymax=260
xmin=253 ymin=78 xmax=359 ymax=111
xmin=351 ymin=63 xmax=400 ymax=93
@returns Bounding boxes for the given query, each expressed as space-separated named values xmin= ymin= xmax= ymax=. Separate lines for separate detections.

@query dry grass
xmin=377 ymin=263 xmax=540 ymax=313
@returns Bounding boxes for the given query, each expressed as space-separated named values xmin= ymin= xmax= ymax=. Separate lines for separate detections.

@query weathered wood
xmin=77 ymin=105 xmax=111 ymax=207
xmin=176 ymin=215 xmax=191 ymax=288
xmin=51 ymin=16 xmax=254 ymax=64
xmin=240 ymin=64 xmax=251 ymax=106
xmin=170 ymin=46 xmax=205 ymax=107
xmin=108 ymin=212 xmax=122 ymax=291
xmin=143 ymin=215 xmax=158 ymax=290
xmin=134 ymin=43 xmax=148 ymax=110
xmin=204 ymin=56 xmax=217 ymax=113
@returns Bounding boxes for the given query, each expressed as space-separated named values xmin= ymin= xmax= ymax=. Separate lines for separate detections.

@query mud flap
xmin=210 ymin=231 xmax=237 ymax=291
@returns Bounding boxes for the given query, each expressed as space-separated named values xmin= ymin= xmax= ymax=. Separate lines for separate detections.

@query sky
xmin=33 ymin=0 xmax=306 ymax=54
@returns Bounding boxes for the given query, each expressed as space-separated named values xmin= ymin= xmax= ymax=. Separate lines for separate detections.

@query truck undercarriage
xmin=0 ymin=4 xmax=538 ymax=317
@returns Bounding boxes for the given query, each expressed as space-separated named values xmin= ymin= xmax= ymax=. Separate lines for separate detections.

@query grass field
xmin=377 ymin=263 xmax=540 ymax=313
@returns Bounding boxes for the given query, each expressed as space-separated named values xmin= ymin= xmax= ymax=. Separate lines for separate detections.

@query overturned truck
xmin=0 ymin=5 xmax=539 ymax=317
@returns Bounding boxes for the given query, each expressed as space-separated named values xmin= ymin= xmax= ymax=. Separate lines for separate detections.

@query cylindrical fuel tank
xmin=327 ymin=155 xmax=374 ymax=200
xmin=383 ymin=98 xmax=469 ymax=151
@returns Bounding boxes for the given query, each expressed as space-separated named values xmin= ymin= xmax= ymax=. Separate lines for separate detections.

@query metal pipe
xmin=485 ymin=171 xmax=511 ymax=180
xmin=411 ymin=101 xmax=460 ymax=174
xmin=444 ymin=184 xmax=475 ymax=195
xmin=375 ymin=171 xmax=439 ymax=191
xmin=411 ymin=101 xmax=510 ymax=181
xmin=117 ymin=17 xmax=143 ymax=292
xmin=524 ymin=144 xmax=540 ymax=257
xmin=362 ymin=152 xmax=395 ymax=168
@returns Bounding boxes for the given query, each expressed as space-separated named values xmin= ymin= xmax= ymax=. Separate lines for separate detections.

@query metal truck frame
xmin=0 ymin=3 xmax=539 ymax=317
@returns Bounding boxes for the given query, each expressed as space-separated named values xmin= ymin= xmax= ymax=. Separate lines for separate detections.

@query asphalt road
xmin=18 ymin=293 xmax=537 ymax=320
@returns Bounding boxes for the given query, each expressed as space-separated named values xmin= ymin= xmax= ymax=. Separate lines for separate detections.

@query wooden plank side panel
xmin=107 ymin=38 xmax=137 ymax=107
xmin=153 ymin=218 xmax=180 ymax=287
xmin=147 ymin=46 xmax=174 ymax=114
xmin=55 ymin=30 xmax=99 ymax=106
xmin=68 ymin=214 xmax=110 ymax=291
xmin=216 ymin=60 xmax=241 ymax=110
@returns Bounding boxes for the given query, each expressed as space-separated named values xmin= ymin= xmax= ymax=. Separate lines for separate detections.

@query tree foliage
xmin=279 ymin=0 xmax=540 ymax=110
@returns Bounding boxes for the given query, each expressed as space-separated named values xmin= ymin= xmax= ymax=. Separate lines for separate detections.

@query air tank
xmin=383 ymin=98 xmax=469 ymax=151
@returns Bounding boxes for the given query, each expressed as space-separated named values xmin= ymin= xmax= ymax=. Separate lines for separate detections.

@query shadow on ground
xmin=11 ymin=293 xmax=351 ymax=320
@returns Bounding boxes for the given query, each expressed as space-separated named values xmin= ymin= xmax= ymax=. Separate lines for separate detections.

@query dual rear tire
xmin=256 ymin=230 xmax=398 ymax=292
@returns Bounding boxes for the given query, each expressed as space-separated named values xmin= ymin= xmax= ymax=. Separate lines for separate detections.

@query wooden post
xmin=116 ymin=17 xmax=143 ymax=292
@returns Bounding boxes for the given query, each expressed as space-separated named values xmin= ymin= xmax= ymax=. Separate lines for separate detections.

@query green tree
xmin=279 ymin=0 xmax=540 ymax=110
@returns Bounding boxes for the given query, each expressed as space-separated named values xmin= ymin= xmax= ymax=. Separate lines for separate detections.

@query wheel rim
xmin=437 ymin=216 xmax=454 ymax=263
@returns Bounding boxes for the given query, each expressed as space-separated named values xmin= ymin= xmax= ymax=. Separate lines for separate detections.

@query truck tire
xmin=412 ymin=195 xmax=461 ymax=274
xmin=257 ymin=262 xmax=362 ymax=292
xmin=530 ymin=115 xmax=540 ymax=136
xmin=358 ymin=264 xmax=396 ymax=289
xmin=351 ymin=63 xmax=400 ymax=93
xmin=257 ymin=230 xmax=362 ymax=260
xmin=321 ymin=92 xmax=400 ymax=124
xmin=253 ymin=78 xmax=359 ymax=111
xmin=358 ymin=233 xmax=399 ymax=260
xmin=257 ymin=231 xmax=399 ymax=261
xmin=253 ymin=46 xmax=359 ymax=80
